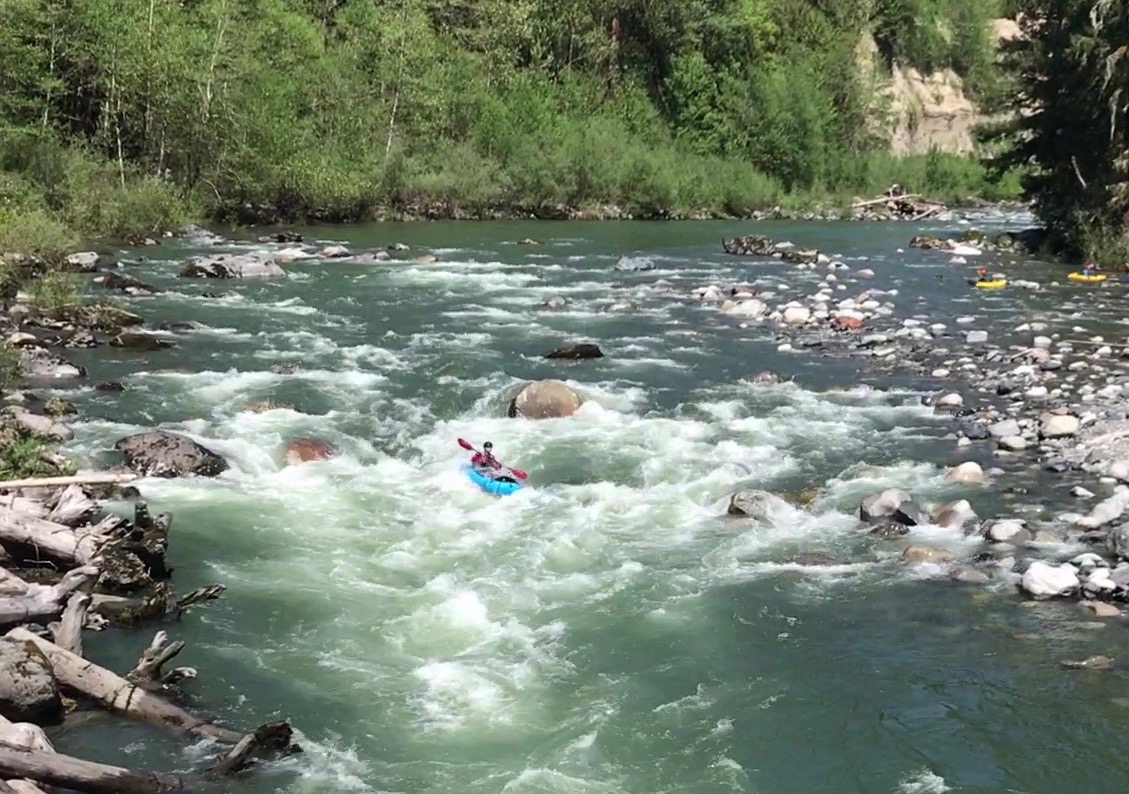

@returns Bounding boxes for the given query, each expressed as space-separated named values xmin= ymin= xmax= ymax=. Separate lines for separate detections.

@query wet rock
xmin=0 ymin=639 xmax=62 ymax=725
xmin=989 ymin=419 xmax=1021 ymax=439
xmin=21 ymin=348 xmax=83 ymax=379
xmin=284 ymin=438 xmax=333 ymax=465
xmin=782 ymin=306 xmax=811 ymax=325
xmin=831 ymin=314 xmax=864 ymax=331
xmin=723 ymin=299 xmax=767 ymax=319
xmin=1040 ymin=413 xmax=1079 ymax=438
xmin=6 ymin=406 xmax=73 ymax=441
xmin=1072 ymin=486 xmax=1095 ymax=499
xmin=859 ymin=488 xmax=922 ymax=526
xmin=243 ymin=400 xmax=295 ymax=413
xmin=541 ymin=296 xmax=569 ymax=311
xmin=869 ymin=520 xmax=910 ymax=539
xmin=999 ymin=436 xmax=1028 ymax=452
xmin=934 ymin=499 xmax=977 ymax=531
xmin=157 ymin=321 xmax=205 ymax=333
xmin=1107 ymin=524 xmax=1129 ymax=559
xmin=114 ymin=430 xmax=229 ymax=477
xmin=902 ymin=545 xmax=954 ymax=563
xmin=1077 ymin=486 xmax=1129 ymax=529
xmin=507 ymin=380 xmax=583 ymax=419
xmin=945 ymin=461 xmax=985 ymax=484
xmin=44 ymin=397 xmax=77 ymax=417
xmin=951 ymin=566 xmax=991 ymax=584
xmin=544 ymin=343 xmax=603 ymax=360
xmin=180 ymin=223 xmax=225 ymax=246
xmin=985 ymin=519 xmax=1030 ymax=543
xmin=786 ymin=552 xmax=839 ymax=566
xmin=966 ymin=330 xmax=989 ymax=344
xmin=63 ymin=251 xmax=100 ymax=272
xmin=1060 ymin=655 xmax=1114 ymax=670
xmin=745 ymin=371 xmax=782 ymax=385
xmin=1081 ymin=600 xmax=1122 ymax=617
xmin=936 ymin=393 xmax=963 ymax=410
xmin=319 ymin=245 xmax=351 ymax=258
xmin=518 ymin=238 xmax=542 ymax=245
xmin=780 ymin=249 xmax=820 ymax=265
xmin=614 ymin=256 xmax=654 ymax=272
xmin=388 ymin=243 xmax=410 ymax=252
xmin=257 ymin=232 xmax=303 ymax=243
xmin=92 ymin=272 xmax=161 ymax=295
xmin=722 ymin=236 xmax=774 ymax=257
xmin=1020 ymin=561 xmax=1079 ymax=598
xmin=909 ymin=235 xmax=955 ymax=251
xmin=727 ymin=490 xmax=788 ymax=522
xmin=110 ymin=331 xmax=172 ymax=351
xmin=7 ymin=332 xmax=42 ymax=349
xmin=180 ymin=253 xmax=286 ymax=280
xmin=352 ymin=250 xmax=392 ymax=264
xmin=95 ymin=381 xmax=125 ymax=392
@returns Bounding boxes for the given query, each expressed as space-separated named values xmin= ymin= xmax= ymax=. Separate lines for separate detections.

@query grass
xmin=0 ymin=435 xmax=76 ymax=480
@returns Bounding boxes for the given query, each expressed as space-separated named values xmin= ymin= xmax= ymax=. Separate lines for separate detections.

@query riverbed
xmin=42 ymin=215 xmax=1129 ymax=793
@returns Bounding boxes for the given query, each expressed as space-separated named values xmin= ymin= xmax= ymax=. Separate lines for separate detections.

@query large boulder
xmin=179 ymin=253 xmax=286 ymax=280
xmin=1040 ymin=413 xmax=1080 ymax=439
xmin=5 ymin=407 xmax=73 ymax=442
xmin=63 ymin=251 xmax=100 ymax=272
xmin=507 ymin=380 xmax=582 ymax=419
xmin=114 ymin=430 xmax=229 ymax=477
xmin=284 ymin=438 xmax=333 ymax=465
xmin=0 ymin=639 xmax=62 ymax=725
xmin=722 ymin=235 xmax=774 ymax=257
xmin=92 ymin=272 xmax=161 ymax=295
xmin=1020 ymin=561 xmax=1079 ymax=599
xmin=20 ymin=348 xmax=83 ymax=379
xmin=110 ymin=331 xmax=173 ymax=351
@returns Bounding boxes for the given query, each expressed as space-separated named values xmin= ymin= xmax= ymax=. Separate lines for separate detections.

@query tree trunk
xmin=0 ymin=747 xmax=180 ymax=794
xmin=50 ymin=593 xmax=91 ymax=655
xmin=0 ymin=510 xmax=117 ymax=566
xmin=0 ymin=474 xmax=137 ymax=492
xmin=5 ymin=629 xmax=243 ymax=745
xmin=0 ymin=567 xmax=97 ymax=630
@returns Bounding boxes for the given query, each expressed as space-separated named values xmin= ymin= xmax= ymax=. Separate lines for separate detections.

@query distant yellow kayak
xmin=971 ymin=279 xmax=1007 ymax=289
xmin=1068 ymin=273 xmax=1106 ymax=283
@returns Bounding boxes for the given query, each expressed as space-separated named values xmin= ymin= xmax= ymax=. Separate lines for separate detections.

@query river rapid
xmin=43 ymin=216 xmax=1129 ymax=793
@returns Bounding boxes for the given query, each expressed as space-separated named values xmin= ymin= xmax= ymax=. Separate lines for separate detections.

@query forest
xmin=0 ymin=0 xmax=1013 ymax=249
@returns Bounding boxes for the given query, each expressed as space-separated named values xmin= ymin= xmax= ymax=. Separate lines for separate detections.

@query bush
xmin=0 ymin=435 xmax=75 ymax=480
xmin=0 ymin=343 xmax=22 ymax=391
xmin=26 ymin=268 xmax=83 ymax=312
xmin=0 ymin=207 xmax=76 ymax=263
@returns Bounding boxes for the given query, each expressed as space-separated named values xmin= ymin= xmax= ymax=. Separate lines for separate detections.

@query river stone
xmin=21 ymin=348 xmax=83 ymax=379
xmin=724 ymin=299 xmax=767 ymax=319
xmin=614 ymin=256 xmax=654 ymax=272
xmin=986 ymin=519 xmax=1029 ymax=543
xmin=1109 ymin=460 xmax=1129 ymax=483
xmin=507 ymin=380 xmax=582 ymax=419
xmin=727 ymin=490 xmax=788 ymax=523
xmin=1107 ymin=524 xmax=1129 ymax=559
xmin=5 ymin=407 xmax=73 ymax=442
xmin=998 ymin=435 xmax=1028 ymax=451
xmin=902 ymin=545 xmax=954 ymax=564
xmin=782 ymin=306 xmax=811 ymax=325
xmin=110 ymin=331 xmax=173 ymax=351
xmin=989 ymin=419 xmax=1021 ymax=439
xmin=180 ymin=253 xmax=287 ymax=280
xmin=951 ymin=566 xmax=991 ymax=584
xmin=319 ymin=245 xmax=351 ymax=258
xmin=944 ymin=461 xmax=985 ymax=484
xmin=1021 ymin=561 xmax=1079 ymax=598
xmin=63 ymin=251 xmax=100 ymax=272
xmin=859 ymin=489 xmax=922 ymax=526
xmin=544 ymin=343 xmax=603 ymax=360
xmin=936 ymin=393 xmax=963 ymax=410
xmin=92 ymin=272 xmax=162 ymax=295
xmin=0 ymin=639 xmax=62 ymax=725
xmin=934 ymin=499 xmax=977 ymax=531
xmin=1040 ymin=414 xmax=1080 ymax=438
xmin=1078 ymin=486 xmax=1129 ymax=529
xmin=966 ymin=330 xmax=989 ymax=344
xmin=1080 ymin=601 xmax=1122 ymax=618
xmin=114 ymin=430 xmax=229 ymax=477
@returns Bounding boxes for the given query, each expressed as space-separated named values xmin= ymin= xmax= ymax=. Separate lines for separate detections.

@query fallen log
xmin=0 ymin=510 xmax=117 ymax=567
xmin=209 ymin=721 xmax=296 ymax=777
xmin=44 ymin=486 xmax=98 ymax=528
xmin=0 ymin=474 xmax=137 ymax=492
xmin=6 ymin=629 xmax=243 ymax=744
xmin=0 ymin=746 xmax=180 ymax=794
xmin=0 ymin=713 xmax=53 ymax=794
xmin=851 ymin=193 xmax=923 ymax=209
xmin=0 ymin=567 xmax=98 ymax=630
xmin=90 ymin=583 xmax=224 ymax=625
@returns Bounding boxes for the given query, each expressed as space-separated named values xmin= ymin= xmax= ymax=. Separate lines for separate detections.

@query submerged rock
xmin=859 ymin=488 xmax=922 ymax=526
xmin=614 ymin=256 xmax=654 ymax=272
xmin=92 ymin=272 xmax=161 ymax=295
xmin=544 ymin=343 xmax=603 ymax=360
xmin=507 ymin=380 xmax=582 ymax=419
xmin=114 ymin=430 xmax=229 ymax=478
xmin=727 ymin=490 xmax=789 ymax=522
xmin=110 ymin=331 xmax=173 ymax=351
xmin=902 ymin=545 xmax=954 ymax=563
xmin=180 ymin=253 xmax=286 ymax=280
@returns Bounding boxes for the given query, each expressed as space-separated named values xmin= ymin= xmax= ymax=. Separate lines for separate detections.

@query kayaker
xmin=471 ymin=441 xmax=501 ymax=470
xmin=975 ymin=266 xmax=988 ymax=282
xmin=1083 ymin=262 xmax=1098 ymax=276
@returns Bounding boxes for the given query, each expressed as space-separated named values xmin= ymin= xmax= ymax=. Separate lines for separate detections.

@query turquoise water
xmin=42 ymin=216 xmax=1129 ymax=793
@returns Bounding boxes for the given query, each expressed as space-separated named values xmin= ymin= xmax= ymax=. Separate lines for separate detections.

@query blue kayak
xmin=463 ymin=465 xmax=522 ymax=496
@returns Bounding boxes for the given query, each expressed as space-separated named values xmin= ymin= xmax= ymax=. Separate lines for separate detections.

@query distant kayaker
xmin=1083 ymin=262 xmax=1098 ymax=276
xmin=471 ymin=441 xmax=501 ymax=470
xmin=975 ymin=266 xmax=988 ymax=281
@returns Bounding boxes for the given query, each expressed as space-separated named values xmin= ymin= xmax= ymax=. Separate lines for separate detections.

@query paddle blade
xmin=509 ymin=468 xmax=528 ymax=480
xmin=457 ymin=438 xmax=475 ymax=451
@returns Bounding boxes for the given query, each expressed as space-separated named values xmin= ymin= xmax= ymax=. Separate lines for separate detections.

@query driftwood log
xmin=0 ymin=747 xmax=181 ymax=794
xmin=128 ymin=631 xmax=196 ymax=691
xmin=90 ymin=582 xmax=225 ymax=625
xmin=0 ymin=509 xmax=117 ymax=567
xmin=6 ymin=629 xmax=244 ymax=744
xmin=0 ymin=474 xmax=137 ymax=491
xmin=0 ymin=713 xmax=52 ymax=794
xmin=0 ymin=566 xmax=97 ymax=630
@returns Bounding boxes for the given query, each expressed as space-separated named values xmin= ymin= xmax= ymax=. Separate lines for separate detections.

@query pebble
xmin=1072 ymin=486 xmax=1095 ymax=498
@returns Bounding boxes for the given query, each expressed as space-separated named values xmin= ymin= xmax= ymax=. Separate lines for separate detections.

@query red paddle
xmin=457 ymin=438 xmax=527 ymax=479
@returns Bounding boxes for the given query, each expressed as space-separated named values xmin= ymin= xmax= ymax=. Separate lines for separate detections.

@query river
xmin=43 ymin=216 xmax=1129 ymax=793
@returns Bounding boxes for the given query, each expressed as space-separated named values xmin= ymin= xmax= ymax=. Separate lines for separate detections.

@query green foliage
xmin=27 ymin=269 xmax=83 ymax=312
xmin=0 ymin=344 xmax=22 ymax=391
xmin=0 ymin=0 xmax=1006 ymax=222
xmin=990 ymin=0 xmax=1129 ymax=256
xmin=0 ymin=209 xmax=76 ymax=264
xmin=0 ymin=436 xmax=76 ymax=480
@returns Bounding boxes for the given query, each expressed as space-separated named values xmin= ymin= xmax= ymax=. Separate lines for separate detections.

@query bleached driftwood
xmin=0 ymin=747 xmax=179 ymax=794
xmin=44 ymin=486 xmax=97 ymax=528
xmin=90 ymin=583 xmax=225 ymax=624
xmin=6 ymin=629 xmax=243 ymax=744
xmin=0 ymin=474 xmax=136 ymax=491
xmin=0 ymin=566 xmax=97 ymax=629
xmin=0 ymin=713 xmax=52 ymax=794
xmin=128 ymin=631 xmax=195 ymax=691
xmin=0 ymin=510 xmax=120 ymax=567
xmin=49 ymin=592 xmax=91 ymax=655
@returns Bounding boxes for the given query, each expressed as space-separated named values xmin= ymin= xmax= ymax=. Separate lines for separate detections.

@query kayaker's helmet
xmin=483 ymin=441 xmax=493 ymax=451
